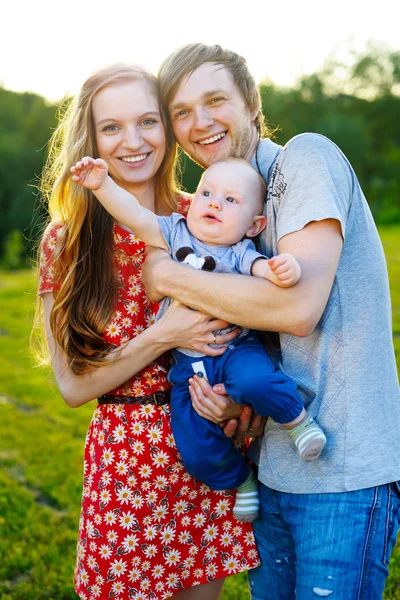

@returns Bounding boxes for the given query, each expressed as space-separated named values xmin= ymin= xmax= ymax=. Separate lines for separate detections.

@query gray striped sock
xmin=288 ymin=414 xmax=327 ymax=462
xmin=233 ymin=470 xmax=259 ymax=523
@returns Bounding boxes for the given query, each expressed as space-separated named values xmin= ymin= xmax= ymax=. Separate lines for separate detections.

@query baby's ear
xmin=246 ymin=215 xmax=267 ymax=238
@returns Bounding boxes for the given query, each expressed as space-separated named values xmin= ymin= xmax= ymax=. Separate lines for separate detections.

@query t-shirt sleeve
xmin=37 ymin=223 xmax=63 ymax=295
xmin=275 ymin=134 xmax=353 ymax=242
xmin=157 ymin=212 xmax=185 ymax=253
xmin=234 ymin=238 xmax=268 ymax=276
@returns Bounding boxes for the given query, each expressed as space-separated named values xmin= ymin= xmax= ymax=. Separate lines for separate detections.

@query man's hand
xmin=142 ymin=246 xmax=173 ymax=302
xmin=223 ymin=405 xmax=267 ymax=441
xmin=188 ymin=375 xmax=267 ymax=438
xmin=188 ymin=376 xmax=242 ymax=423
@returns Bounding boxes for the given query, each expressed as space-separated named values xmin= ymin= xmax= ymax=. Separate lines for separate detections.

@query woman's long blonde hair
xmin=33 ymin=64 xmax=179 ymax=375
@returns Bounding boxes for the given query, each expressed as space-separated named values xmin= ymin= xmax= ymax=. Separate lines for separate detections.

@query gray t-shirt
xmin=250 ymin=134 xmax=400 ymax=493
xmin=157 ymin=213 xmax=265 ymax=357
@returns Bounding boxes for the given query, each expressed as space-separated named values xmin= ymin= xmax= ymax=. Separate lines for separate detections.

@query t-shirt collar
xmin=251 ymin=138 xmax=282 ymax=181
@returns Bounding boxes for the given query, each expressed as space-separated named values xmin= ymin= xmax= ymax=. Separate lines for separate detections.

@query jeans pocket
xmin=392 ymin=480 xmax=400 ymax=499
xmin=383 ymin=484 xmax=400 ymax=567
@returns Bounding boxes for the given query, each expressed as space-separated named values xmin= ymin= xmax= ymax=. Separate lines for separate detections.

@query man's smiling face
xmin=168 ymin=62 xmax=258 ymax=168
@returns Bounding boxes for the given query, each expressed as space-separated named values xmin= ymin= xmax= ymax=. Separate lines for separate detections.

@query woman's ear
xmin=246 ymin=215 xmax=267 ymax=238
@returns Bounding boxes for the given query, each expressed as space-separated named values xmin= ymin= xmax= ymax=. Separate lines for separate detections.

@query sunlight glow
xmin=1 ymin=0 xmax=399 ymax=102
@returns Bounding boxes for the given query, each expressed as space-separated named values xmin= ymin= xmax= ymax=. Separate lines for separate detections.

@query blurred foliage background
xmin=0 ymin=42 xmax=399 ymax=270
xmin=0 ymin=41 xmax=399 ymax=598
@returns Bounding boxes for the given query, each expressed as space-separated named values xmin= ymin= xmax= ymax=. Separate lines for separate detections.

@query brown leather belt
xmin=98 ymin=391 xmax=170 ymax=406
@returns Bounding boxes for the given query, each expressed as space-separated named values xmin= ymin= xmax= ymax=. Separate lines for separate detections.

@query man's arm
xmin=143 ymin=219 xmax=343 ymax=336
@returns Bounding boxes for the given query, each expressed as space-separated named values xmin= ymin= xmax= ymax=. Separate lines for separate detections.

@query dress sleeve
xmin=37 ymin=223 xmax=63 ymax=295
xmin=176 ymin=194 xmax=192 ymax=217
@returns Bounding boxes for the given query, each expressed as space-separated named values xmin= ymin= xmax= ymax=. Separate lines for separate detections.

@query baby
xmin=71 ymin=156 xmax=326 ymax=522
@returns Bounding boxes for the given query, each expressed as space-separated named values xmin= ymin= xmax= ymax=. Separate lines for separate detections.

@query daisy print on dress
xmin=74 ymin=402 xmax=259 ymax=598
xmin=39 ymin=218 xmax=259 ymax=599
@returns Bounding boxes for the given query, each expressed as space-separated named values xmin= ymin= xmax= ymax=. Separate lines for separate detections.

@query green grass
xmin=0 ymin=226 xmax=399 ymax=599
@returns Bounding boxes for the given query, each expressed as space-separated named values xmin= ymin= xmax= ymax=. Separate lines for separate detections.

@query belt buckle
xmin=153 ymin=393 xmax=161 ymax=405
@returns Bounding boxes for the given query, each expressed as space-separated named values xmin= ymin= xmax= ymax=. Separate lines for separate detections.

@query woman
xmin=34 ymin=64 xmax=259 ymax=599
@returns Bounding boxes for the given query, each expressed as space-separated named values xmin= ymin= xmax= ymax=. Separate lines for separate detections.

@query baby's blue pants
xmin=168 ymin=334 xmax=303 ymax=490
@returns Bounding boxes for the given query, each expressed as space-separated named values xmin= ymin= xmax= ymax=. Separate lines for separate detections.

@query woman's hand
xmin=189 ymin=375 xmax=267 ymax=437
xmin=158 ymin=300 xmax=240 ymax=357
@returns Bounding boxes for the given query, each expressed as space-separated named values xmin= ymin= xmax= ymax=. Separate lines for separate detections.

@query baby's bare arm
xmin=71 ymin=156 xmax=167 ymax=249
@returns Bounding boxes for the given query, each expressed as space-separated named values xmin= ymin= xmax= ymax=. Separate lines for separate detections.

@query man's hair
xmin=158 ymin=43 xmax=271 ymax=139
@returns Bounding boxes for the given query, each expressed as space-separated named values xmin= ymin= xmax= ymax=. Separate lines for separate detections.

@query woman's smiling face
xmin=93 ymin=80 xmax=166 ymax=192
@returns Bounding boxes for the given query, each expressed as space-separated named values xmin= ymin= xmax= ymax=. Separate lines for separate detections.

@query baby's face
xmin=186 ymin=161 xmax=264 ymax=247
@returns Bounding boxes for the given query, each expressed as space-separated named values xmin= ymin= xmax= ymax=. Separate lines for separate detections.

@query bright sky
xmin=2 ymin=0 xmax=399 ymax=102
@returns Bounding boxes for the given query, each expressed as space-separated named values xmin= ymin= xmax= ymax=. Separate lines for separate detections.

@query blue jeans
xmin=248 ymin=480 xmax=400 ymax=599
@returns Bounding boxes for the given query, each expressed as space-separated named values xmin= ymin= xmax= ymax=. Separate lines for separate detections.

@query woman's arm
xmin=42 ymin=293 xmax=238 ymax=408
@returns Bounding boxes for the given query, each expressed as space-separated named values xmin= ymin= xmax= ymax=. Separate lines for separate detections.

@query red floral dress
xmin=38 ymin=201 xmax=260 ymax=600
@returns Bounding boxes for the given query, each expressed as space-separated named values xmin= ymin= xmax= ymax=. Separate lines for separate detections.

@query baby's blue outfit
xmin=157 ymin=213 xmax=303 ymax=490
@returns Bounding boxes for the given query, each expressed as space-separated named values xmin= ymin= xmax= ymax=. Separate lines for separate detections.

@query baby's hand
xmin=70 ymin=156 xmax=108 ymax=191
xmin=267 ymin=253 xmax=301 ymax=287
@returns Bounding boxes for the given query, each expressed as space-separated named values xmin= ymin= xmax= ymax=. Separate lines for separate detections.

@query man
xmin=145 ymin=43 xmax=400 ymax=598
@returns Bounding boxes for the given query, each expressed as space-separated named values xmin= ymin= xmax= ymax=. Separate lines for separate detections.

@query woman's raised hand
xmin=158 ymin=300 xmax=240 ymax=357
xmin=70 ymin=156 xmax=108 ymax=191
